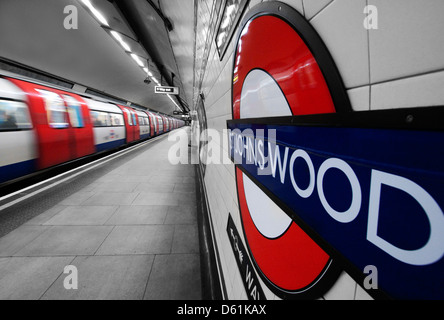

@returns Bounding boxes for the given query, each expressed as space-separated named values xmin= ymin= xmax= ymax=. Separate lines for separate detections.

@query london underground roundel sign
xmin=231 ymin=2 xmax=348 ymax=299
xmin=230 ymin=2 xmax=444 ymax=300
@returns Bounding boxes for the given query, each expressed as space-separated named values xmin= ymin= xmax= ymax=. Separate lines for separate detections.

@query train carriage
xmin=0 ymin=78 xmax=37 ymax=184
xmin=86 ymin=99 xmax=126 ymax=153
xmin=136 ymin=110 xmax=151 ymax=140
xmin=0 ymin=75 xmax=186 ymax=187
xmin=6 ymin=77 xmax=95 ymax=171
xmin=118 ymin=104 xmax=140 ymax=143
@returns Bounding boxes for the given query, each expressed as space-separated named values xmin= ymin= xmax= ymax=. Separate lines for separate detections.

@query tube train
xmin=0 ymin=75 xmax=185 ymax=185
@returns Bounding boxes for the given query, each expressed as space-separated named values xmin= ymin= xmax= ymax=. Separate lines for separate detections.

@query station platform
xmin=0 ymin=129 xmax=201 ymax=300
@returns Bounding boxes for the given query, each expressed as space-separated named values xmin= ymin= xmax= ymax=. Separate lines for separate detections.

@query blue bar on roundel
xmin=227 ymin=121 xmax=444 ymax=300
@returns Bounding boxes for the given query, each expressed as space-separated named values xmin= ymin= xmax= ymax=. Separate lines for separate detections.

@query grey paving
xmin=132 ymin=192 xmax=196 ymax=206
xmin=43 ymin=206 xmax=118 ymax=226
xmin=81 ymin=192 xmax=140 ymax=206
xmin=0 ymin=129 xmax=201 ymax=300
xmin=41 ymin=255 xmax=155 ymax=300
xmin=13 ymin=226 xmax=114 ymax=257
xmin=172 ymin=225 xmax=200 ymax=254
xmin=0 ymin=225 xmax=51 ymax=257
xmin=165 ymin=205 xmax=198 ymax=225
xmin=95 ymin=225 xmax=175 ymax=255
xmin=0 ymin=256 xmax=75 ymax=300
xmin=144 ymin=254 xmax=201 ymax=300
xmin=105 ymin=205 xmax=169 ymax=225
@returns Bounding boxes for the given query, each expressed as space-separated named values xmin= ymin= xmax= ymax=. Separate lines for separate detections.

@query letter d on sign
xmin=367 ymin=170 xmax=444 ymax=266
xmin=64 ymin=265 xmax=78 ymax=290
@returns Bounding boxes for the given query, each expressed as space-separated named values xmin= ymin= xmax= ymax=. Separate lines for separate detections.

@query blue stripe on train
xmin=0 ymin=159 xmax=37 ymax=184
xmin=140 ymin=133 xmax=150 ymax=140
xmin=95 ymin=139 xmax=126 ymax=153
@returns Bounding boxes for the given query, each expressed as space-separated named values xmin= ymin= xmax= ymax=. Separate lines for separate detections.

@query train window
xmin=132 ymin=113 xmax=137 ymax=126
xmin=0 ymin=100 xmax=33 ymax=131
xmin=63 ymin=95 xmax=84 ymax=128
xmin=90 ymin=111 xmax=110 ymax=127
xmin=110 ymin=113 xmax=124 ymax=126
xmin=36 ymin=89 xmax=69 ymax=129
xmin=139 ymin=116 xmax=148 ymax=126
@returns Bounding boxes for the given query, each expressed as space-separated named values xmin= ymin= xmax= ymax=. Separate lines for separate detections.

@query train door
xmin=146 ymin=112 xmax=153 ymax=138
xmin=119 ymin=105 xmax=135 ymax=143
xmin=35 ymin=89 xmax=75 ymax=167
xmin=159 ymin=116 xmax=164 ymax=134
xmin=148 ymin=112 xmax=156 ymax=136
xmin=155 ymin=115 xmax=160 ymax=134
xmin=162 ymin=116 xmax=167 ymax=132
xmin=60 ymin=94 xmax=95 ymax=158
xmin=162 ymin=115 xmax=168 ymax=132
xmin=131 ymin=109 xmax=140 ymax=141
xmin=137 ymin=111 xmax=150 ymax=140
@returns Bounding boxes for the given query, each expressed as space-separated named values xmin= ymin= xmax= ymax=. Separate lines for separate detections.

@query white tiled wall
xmin=193 ymin=0 xmax=444 ymax=301
xmin=368 ymin=0 xmax=444 ymax=84
xmin=311 ymin=0 xmax=370 ymax=89
xmin=303 ymin=0 xmax=332 ymax=20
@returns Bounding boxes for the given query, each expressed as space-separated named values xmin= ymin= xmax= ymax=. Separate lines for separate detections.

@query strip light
xmin=131 ymin=54 xmax=145 ymax=67
xmin=81 ymin=0 xmax=109 ymax=26
xmin=167 ymin=94 xmax=181 ymax=110
xmin=80 ymin=0 xmax=182 ymax=112
xmin=111 ymin=30 xmax=131 ymax=52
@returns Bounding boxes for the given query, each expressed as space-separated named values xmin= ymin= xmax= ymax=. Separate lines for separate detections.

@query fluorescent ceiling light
xmin=131 ymin=54 xmax=145 ymax=67
xmin=82 ymin=0 xmax=109 ymax=27
xmin=143 ymin=68 xmax=153 ymax=78
xmin=167 ymin=94 xmax=181 ymax=110
xmin=110 ymin=31 xmax=131 ymax=52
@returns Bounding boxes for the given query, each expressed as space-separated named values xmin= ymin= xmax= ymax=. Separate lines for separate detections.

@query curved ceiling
xmin=0 ymin=0 xmax=196 ymax=116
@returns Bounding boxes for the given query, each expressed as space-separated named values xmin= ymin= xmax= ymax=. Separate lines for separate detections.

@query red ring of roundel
xmin=232 ymin=14 xmax=339 ymax=296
